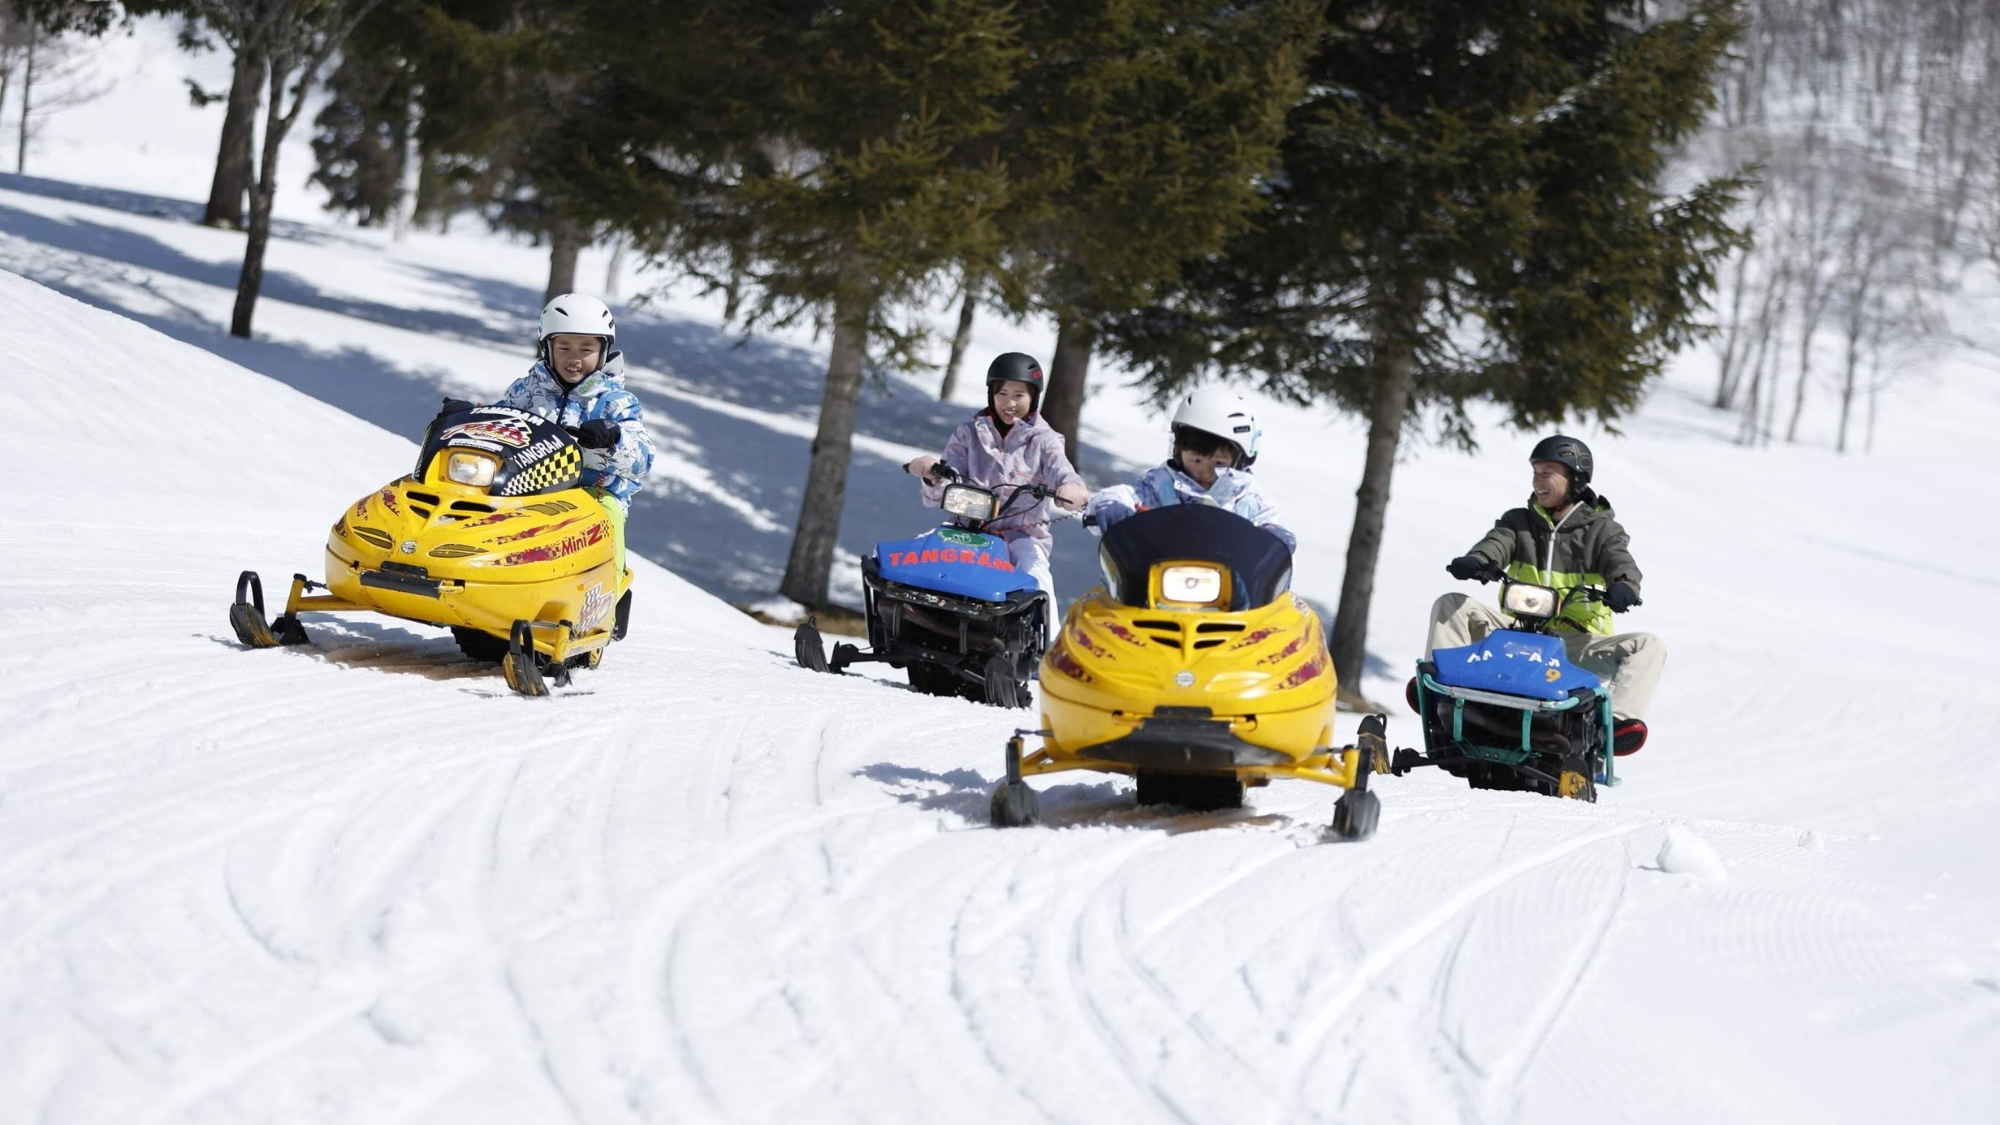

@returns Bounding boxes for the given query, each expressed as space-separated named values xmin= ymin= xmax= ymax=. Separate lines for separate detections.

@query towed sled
xmin=988 ymin=505 xmax=1386 ymax=839
xmin=1393 ymin=580 xmax=1620 ymax=801
xmin=794 ymin=466 xmax=1057 ymax=708
xmin=229 ymin=406 xmax=631 ymax=697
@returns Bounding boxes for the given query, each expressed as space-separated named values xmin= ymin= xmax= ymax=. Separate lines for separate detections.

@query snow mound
xmin=1658 ymin=824 xmax=1729 ymax=881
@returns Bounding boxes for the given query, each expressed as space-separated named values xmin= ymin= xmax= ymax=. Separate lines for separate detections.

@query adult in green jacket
xmin=1424 ymin=435 xmax=1664 ymax=754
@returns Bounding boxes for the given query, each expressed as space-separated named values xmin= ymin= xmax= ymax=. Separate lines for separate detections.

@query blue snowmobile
xmin=1392 ymin=580 xmax=1621 ymax=802
xmin=793 ymin=466 xmax=1059 ymax=708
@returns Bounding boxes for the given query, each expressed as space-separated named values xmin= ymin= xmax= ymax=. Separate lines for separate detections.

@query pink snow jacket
xmin=919 ymin=410 xmax=1085 ymax=546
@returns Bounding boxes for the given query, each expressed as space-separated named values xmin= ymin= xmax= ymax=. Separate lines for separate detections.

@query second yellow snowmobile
xmin=989 ymin=504 xmax=1386 ymax=838
xmin=229 ymin=406 xmax=631 ymax=696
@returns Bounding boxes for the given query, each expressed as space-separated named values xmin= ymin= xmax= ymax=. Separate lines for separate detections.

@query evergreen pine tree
xmin=309 ymin=14 xmax=417 ymax=227
xmin=1108 ymin=0 xmax=1749 ymax=699
xmin=998 ymin=0 xmax=1318 ymax=471
xmin=310 ymin=0 xmax=613 ymax=292
xmin=556 ymin=0 xmax=1022 ymax=609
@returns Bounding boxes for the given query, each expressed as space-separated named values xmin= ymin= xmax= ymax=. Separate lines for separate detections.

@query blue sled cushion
xmin=876 ymin=527 xmax=1041 ymax=603
xmin=1430 ymin=633 xmax=1600 ymax=701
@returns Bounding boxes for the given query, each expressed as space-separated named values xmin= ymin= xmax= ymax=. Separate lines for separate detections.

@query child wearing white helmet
xmin=904 ymin=352 xmax=1092 ymax=614
xmin=448 ymin=294 xmax=656 ymax=576
xmin=1086 ymin=387 xmax=1296 ymax=551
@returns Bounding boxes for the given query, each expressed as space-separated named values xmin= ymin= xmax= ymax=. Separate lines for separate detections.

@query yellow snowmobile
xmin=989 ymin=504 xmax=1386 ymax=839
xmin=229 ymin=406 xmax=631 ymax=697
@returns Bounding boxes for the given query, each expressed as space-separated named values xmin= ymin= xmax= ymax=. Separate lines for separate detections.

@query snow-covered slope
xmin=4 ymin=20 xmax=2000 ymax=1121
xmin=3 ymin=267 xmax=1998 ymax=1123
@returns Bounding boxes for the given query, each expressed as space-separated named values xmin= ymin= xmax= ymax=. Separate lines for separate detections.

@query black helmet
xmin=1529 ymin=434 xmax=1593 ymax=493
xmin=986 ymin=352 xmax=1045 ymax=412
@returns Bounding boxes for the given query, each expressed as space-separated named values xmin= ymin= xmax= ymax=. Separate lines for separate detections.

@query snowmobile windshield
xmin=417 ymin=407 xmax=583 ymax=498
xmin=1097 ymin=505 xmax=1292 ymax=611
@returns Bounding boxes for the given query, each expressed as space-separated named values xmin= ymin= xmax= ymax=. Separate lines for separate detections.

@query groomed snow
xmin=3 ymin=19 xmax=1999 ymax=1124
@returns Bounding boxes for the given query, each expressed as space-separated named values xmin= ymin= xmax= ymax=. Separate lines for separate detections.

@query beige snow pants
xmin=1425 ymin=593 xmax=1667 ymax=721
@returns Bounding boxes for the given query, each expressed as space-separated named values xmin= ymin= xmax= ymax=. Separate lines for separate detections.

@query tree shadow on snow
xmin=0 ymin=171 xmax=365 ymax=249
xmin=2 ymin=175 xmax=1146 ymax=615
xmin=0 ymin=198 xmax=523 ymax=348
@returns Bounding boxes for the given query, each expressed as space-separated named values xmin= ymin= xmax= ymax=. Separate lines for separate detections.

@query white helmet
xmin=538 ymin=293 xmax=616 ymax=369
xmin=1169 ymin=386 xmax=1261 ymax=468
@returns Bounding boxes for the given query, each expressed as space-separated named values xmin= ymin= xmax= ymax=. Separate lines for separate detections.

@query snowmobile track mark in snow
xmin=1477 ymin=856 xmax=1632 ymax=1117
xmin=1136 ymin=840 xmax=1302 ymax=947
xmin=1107 ymin=849 xmax=1279 ymax=1085
xmin=1046 ymin=836 xmax=1201 ymax=1124
xmin=629 ymin=799 xmax=911 ymax=1114
xmin=1269 ymin=821 xmax=1643 ymax=1122
xmin=1 ymin=746 xmax=504 ymax=965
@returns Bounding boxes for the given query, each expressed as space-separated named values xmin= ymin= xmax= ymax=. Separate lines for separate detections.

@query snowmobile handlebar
xmin=918 ymin=462 xmax=1065 ymax=502
xmin=987 ymin=481 xmax=1063 ymax=518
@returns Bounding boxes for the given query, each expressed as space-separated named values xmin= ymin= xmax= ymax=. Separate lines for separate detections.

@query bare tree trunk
xmin=1865 ymin=373 xmax=1879 ymax=453
xmin=1041 ymin=317 xmax=1093 ymax=472
xmin=391 ymin=89 xmax=420 ymax=242
xmin=779 ymin=257 xmax=874 ymax=608
xmin=15 ymin=24 xmax=34 ymax=175
xmin=1738 ymin=268 xmax=1784 ymax=445
xmin=231 ymin=62 xmax=295 ymax=339
xmin=1783 ymin=320 xmax=1814 ymax=443
xmin=1836 ymin=318 xmax=1862 ymax=454
xmin=1785 ymin=237 xmax=1841 ymax=445
xmin=544 ymin=220 xmax=587 ymax=304
xmin=1713 ymin=245 xmax=1755 ymax=409
xmin=205 ymin=49 xmax=262 ymax=229
xmin=413 ymin=143 xmax=441 ymax=231
xmin=938 ymin=272 xmax=980 ymax=402
xmin=1328 ymin=280 xmax=1418 ymax=704
xmin=1865 ymin=296 xmax=1885 ymax=454
xmin=1785 ymin=179 xmax=1835 ymax=444
xmin=603 ymin=234 xmax=627 ymax=298
xmin=1759 ymin=324 xmax=1782 ymax=445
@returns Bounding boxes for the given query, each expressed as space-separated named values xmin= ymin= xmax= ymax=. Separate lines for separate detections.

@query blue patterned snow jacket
xmin=1086 ymin=464 xmax=1296 ymax=552
xmin=493 ymin=353 xmax=656 ymax=507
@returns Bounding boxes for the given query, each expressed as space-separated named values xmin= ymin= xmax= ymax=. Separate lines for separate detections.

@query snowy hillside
xmin=4 ymin=19 xmax=2000 ymax=1125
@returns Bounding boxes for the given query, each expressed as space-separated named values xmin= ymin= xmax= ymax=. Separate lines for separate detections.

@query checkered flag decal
xmin=501 ymin=445 xmax=583 ymax=496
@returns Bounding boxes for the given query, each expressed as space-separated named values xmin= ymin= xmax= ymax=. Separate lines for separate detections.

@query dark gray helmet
xmin=1529 ymin=434 xmax=1593 ymax=492
xmin=985 ymin=352 xmax=1045 ymax=413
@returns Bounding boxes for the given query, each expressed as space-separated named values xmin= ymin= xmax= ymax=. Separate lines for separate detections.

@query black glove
xmin=1447 ymin=555 xmax=1500 ymax=582
xmin=1606 ymin=579 xmax=1642 ymax=613
xmin=573 ymin=419 xmax=622 ymax=449
xmin=437 ymin=397 xmax=477 ymax=418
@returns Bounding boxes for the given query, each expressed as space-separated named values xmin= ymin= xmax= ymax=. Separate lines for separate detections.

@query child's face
xmin=549 ymin=334 xmax=605 ymax=384
xmin=1179 ymin=441 xmax=1237 ymax=488
xmin=990 ymin=380 xmax=1035 ymax=424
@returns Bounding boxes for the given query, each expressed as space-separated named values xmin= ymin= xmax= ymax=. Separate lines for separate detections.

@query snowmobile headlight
xmin=445 ymin=451 xmax=500 ymax=487
xmin=941 ymin=483 xmax=997 ymax=523
xmin=1502 ymin=582 xmax=1560 ymax=619
xmin=1159 ymin=565 xmax=1224 ymax=605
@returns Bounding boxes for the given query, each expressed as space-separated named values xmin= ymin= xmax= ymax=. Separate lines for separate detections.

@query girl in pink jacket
xmin=904 ymin=353 xmax=1091 ymax=614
